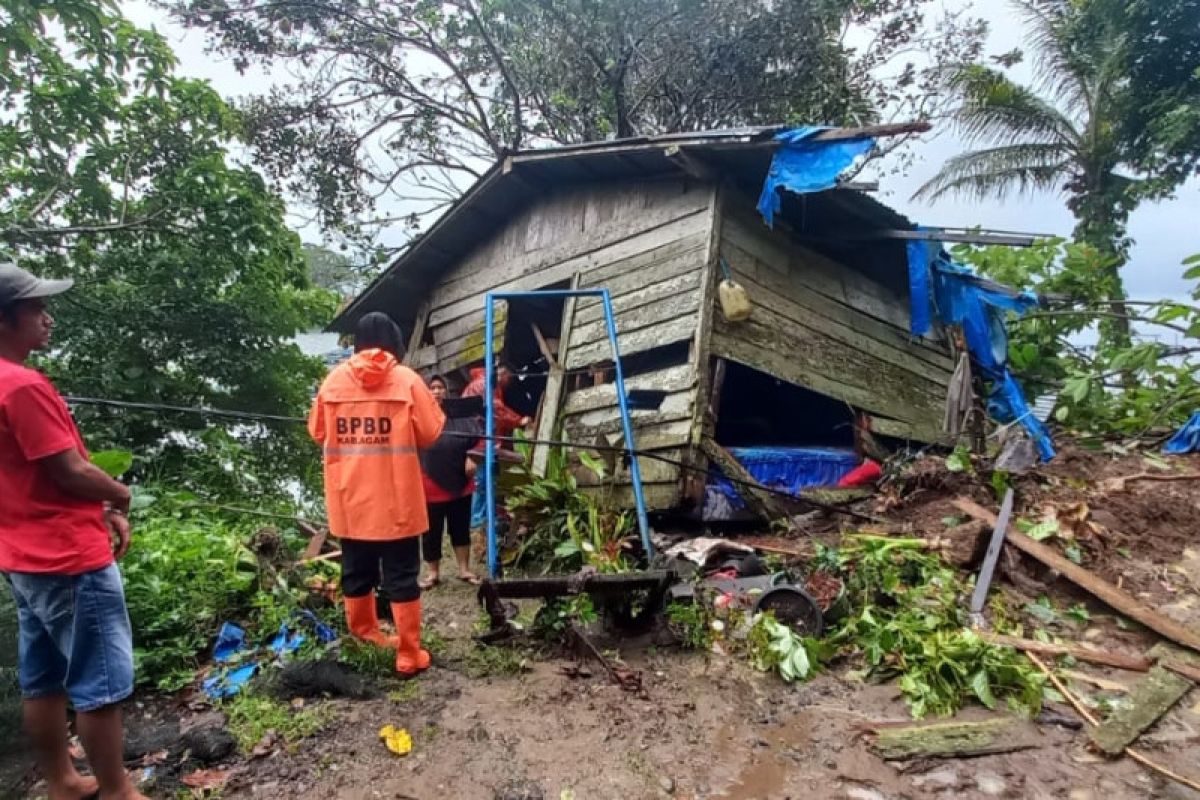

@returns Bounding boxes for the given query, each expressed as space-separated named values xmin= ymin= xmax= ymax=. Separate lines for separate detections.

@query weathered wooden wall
xmin=411 ymin=177 xmax=718 ymax=509
xmin=709 ymin=202 xmax=955 ymax=443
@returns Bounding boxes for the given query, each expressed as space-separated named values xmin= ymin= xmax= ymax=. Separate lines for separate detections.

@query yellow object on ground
xmin=379 ymin=725 xmax=413 ymax=756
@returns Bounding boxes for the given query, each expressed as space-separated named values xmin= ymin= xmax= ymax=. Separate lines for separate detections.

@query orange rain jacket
xmin=308 ymin=348 xmax=445 ymax=541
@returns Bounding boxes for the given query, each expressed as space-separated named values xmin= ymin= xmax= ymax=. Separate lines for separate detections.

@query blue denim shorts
xmin=3 ymin=564 xmax=134 ymax=712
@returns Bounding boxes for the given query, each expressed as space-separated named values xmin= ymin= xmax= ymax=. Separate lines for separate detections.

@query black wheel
xmin=753 ymin=586 xmax=824 ymax=637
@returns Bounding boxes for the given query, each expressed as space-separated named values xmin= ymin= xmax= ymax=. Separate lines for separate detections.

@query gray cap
xmin=0 ymin=262 xmax=73 ymax=306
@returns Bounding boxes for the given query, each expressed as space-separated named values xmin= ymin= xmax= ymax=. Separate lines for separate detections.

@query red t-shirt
xmin=421 ymin=472 xmax=475 ymax=504
xmin=0 ymin=359 xmax=113 ymax=574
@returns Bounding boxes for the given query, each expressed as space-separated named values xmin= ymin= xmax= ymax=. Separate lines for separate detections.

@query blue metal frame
xmin=483 ymin=288 xmax=653 ymax=577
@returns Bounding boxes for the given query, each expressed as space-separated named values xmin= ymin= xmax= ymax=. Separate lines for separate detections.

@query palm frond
xmin=913 ymin=143 xmax=1073 ymax=203
xmin=947 ymin=64 xmax=1081 ymax=150
xmin=1010 ymin=0 xmax=1093 ymax=115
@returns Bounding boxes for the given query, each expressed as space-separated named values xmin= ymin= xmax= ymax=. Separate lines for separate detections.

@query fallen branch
xmin=298 ymin=550 xmax=342 ymax=566
xmin=980 ymin=632 xmax=1152 ymax=672
xmin=1027 ymin=653 xmax=1200 ymax=794
xmin=1162 ymin=661 xmax=1200 ymax=683
xmin=1100 ymin=471 xmax=1200 ymax=493
xmin=1060 ymin=669 xmax=1131 ymax=693
xmin=954 ymin=498 xmax=1200 ymax=653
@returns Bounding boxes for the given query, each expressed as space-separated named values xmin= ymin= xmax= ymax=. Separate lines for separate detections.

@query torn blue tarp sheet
xmin=906 ymin=236 xmax=934 ymax=337
xmin=703 ymin=446 xmax=859 ymax=520
xmin=1164 ymin=411 xmax=1200 ymax=454
xmin=269 ymin=610 xmax=337 ymax=656
xmin=202 ymin=613 xmax=338 ymax=699
xmin=923 ymin=252 xmax=1055 ymax=461
xmin=757 ymin=127 xmax=875 ymax=228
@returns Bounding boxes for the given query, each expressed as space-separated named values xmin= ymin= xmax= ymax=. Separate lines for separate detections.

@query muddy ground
xmin=5 ymin=447 xmax=1200 ymax=799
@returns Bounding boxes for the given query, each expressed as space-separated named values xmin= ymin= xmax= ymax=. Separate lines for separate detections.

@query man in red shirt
xmin=0 ymin=263 xmax=147 ymax=800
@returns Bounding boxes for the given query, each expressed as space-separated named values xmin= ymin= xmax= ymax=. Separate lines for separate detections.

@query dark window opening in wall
xmin=714 ymin=361 xmax=855 ymax=448
xmin=703 ymin=360 xmax=862 ymax=522
xmin=488 ymin=282 xmax=570 ymax=419
xmin=570 ymin=340 xmax=691 ymax=391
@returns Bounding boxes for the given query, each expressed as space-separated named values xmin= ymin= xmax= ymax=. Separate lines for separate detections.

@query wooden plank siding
xmin=710 ymin=205 xmax=953 ymax=443
xmin=421 ymin=180 xmax=712 ymax=375
xmin=411 ymin=177 xmax=716 ymax=510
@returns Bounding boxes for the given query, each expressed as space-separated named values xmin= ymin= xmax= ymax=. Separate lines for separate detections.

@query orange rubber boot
xmin=344 ymin=593 xmax=398 ymax=647
xmin=390 ymin=599 xmax=431 ymax=676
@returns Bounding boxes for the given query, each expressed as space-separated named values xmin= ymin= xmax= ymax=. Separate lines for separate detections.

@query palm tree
xmin=915 ymin=0 xmax=1143 ymax=347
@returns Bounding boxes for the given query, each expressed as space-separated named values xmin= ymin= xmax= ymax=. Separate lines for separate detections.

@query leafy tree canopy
xmin=916 ymin=0 xmax=1200 ymax=347
xmin=158 ymin=0 xmax=985 ymax=245
xmin=1 ymin=0 xmax=336 ymax=498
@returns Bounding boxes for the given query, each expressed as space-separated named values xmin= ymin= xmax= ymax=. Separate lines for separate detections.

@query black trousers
xmin=422 ymin=495 xmax=473 ymax=563
xmin=341 ymin=537 xmax=420 ymax=604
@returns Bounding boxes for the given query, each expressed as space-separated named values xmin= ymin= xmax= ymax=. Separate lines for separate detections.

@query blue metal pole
xmin=484 ymin=295 xmax=498 ymax=578
xmin=601 ymin=289 xmax=654 ymax=559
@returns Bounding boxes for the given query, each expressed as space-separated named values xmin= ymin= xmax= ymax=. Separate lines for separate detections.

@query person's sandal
xmin=458 ymin=572 xmax=482 ymax=586
xmin=418 ymin=574 xmax=440 ymax=590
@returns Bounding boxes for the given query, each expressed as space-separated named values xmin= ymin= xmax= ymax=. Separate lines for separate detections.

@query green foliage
xmin=919 ymin=0 xmax=1200 ymax=351
xmin=825 ymin=536 xmax=1045 ymax=718
xmin=956 ymin=241 xmax=1200 ymax=436
xmin=945 ymin=444 xmax=973 ymax=473
xmin=463 ymin=644 xmax=530 ymax=679
xmin=747 ymin=614 xmax=825 ymax=683
xmin=120 ymin=491 xmax=332 ymax=690
xmin=665 ymin=601 xmax=716 ymax=652
xmin=532 ymin=595 xmax=598 ymax=642
xmin=91 ymin=449 xmax=134 ymax=478
xmin=222 ymin=692 xmax=331 ymax=752
xmin=2 ymin=0 xmax=336 ymax=500
xmin=161 ymin=0 xmax=985 ymax=240
xmin=338 ymin=640 xmax=395 ymax=680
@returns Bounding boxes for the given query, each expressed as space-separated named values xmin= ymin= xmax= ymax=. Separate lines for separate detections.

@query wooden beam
xmin=532 ymin=274 xmax=580 ymax=477
xmin=954 ymin=498 xmax=1200 ymax=654
xmin=867 ymin=228 xmax=1042 ymax=247
xmin=1090 ymin=666 xmax=1194 ymax=755
xmin=980 ymin=632 xmax=1153 ymax=672
xmin=811 ymin=120 xmax=933 ymax=141
xmin=700 ymin=438 xmax=789 ymax=520
xmin=404 ymin=299 xmax=431 ymax=365
xmin=530 ymin=322 xmax=559 ymax=369
xmin=663 ymin=145 xmax=718 ymax=181
xmin=869 ymin=718 xmax=1039 ymax=760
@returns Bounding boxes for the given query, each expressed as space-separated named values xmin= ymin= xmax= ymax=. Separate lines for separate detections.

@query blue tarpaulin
xmin=703 ymin=446 xmax=859 ymax=519
xmin=757 ymin=127 xmax=875 ymax=228
xmin=906 ymin=236 xmax=934 ymax=337
xmin=1164 ymin=411 xmax=1200 ymax=454
xmin=917 ymin=249 xmax=1056 ymax=461
xmin=201 ymin=612 xmax=338 ymax=699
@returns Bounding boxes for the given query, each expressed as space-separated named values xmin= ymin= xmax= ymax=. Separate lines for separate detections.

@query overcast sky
xmin=124 ymin=0 xmax=1199 ymax=305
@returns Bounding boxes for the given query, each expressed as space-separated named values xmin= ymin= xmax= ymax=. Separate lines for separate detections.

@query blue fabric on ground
xmin=757 ymin=127 xmax=875 ymax=228
xmin=212 ymin=622 xmax=247 ymax=664
xmin=202 ymin=664 xmax=257 ymax=700
xmin=704 ymin=446 xmax=859 ymax=519
xmin=1164 ymin=411 xmax=1200 ymax=454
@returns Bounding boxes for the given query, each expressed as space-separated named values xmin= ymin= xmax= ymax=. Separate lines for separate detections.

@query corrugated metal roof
xmin=331 ymin=127 xmax=913 ymax=333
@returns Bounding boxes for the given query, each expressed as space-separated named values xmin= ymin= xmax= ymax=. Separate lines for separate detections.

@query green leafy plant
xmin=747 ymin=614 xmax=824 ymax=683
xmin=665 ymin=601 xmax=716 ymax=651
xmin=945 ymin=445 xmax=974 ymax=473
xmin=824 ymin=536 xmax=1045 ymax=718
xmin=222 ymin=692 xmax=331 ymax=752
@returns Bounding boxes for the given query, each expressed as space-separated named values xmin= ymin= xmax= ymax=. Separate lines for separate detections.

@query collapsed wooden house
xmin=334 ymin=125 xmax=979 ymax=518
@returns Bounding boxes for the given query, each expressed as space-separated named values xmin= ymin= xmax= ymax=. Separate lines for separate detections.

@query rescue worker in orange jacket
xmin=308 ymin=312 xmax=445 ymax=676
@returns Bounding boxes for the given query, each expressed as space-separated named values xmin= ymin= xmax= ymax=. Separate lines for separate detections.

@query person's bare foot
xmin=99 ymin=783 xmax=151 ymax=800
xmin=48 ymin=772 xmax=98 ymax=800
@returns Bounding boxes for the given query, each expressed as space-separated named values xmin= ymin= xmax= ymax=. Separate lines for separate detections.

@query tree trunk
xmin=1072 ymin=191 xmax=1133 ymax=352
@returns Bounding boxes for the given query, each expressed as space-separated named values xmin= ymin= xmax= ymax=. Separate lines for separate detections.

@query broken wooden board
xmin=700 ymin=438 xmax=789 ymax=520
xmin=953 ymin=498 xmax=1200 ymax=654
xmin=869 ymin=717 xmax=1040 ymax=760
xmin=1090 ymin=666 xmax=1195 ymax=756
xmin=980 ymin=633 xmax=1153 ymax=672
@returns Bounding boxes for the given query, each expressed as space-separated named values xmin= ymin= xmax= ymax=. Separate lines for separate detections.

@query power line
xmin=64 ymin=395 xmax=880 ymax=521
